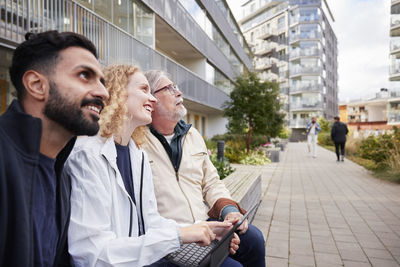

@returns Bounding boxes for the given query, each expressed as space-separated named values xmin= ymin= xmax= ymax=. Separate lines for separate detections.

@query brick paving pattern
xmin=245 ymin=143 xmax=400 ymax=267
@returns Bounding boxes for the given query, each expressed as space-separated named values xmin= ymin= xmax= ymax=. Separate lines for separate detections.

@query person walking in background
xmin=306 ymin=117 xmax=321 ymax=158
xmin=331 ymin=116 xmax=349 ymax=162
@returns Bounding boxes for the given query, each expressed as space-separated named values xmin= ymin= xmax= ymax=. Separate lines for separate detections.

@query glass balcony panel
xmin=391 ymin=37 xmax=400 ymax=53
xmin=387 ymin=111 xmax=400 ymax=123
xmin=113 ymin=0 xmax=129 ymax=32
xmin=289 ymin=118 xmax=309 ymax=128
xmin=391 ymin=14 xmax=400 ymax=27
xmin=94 ymin=0 xmax=112 ymax=22
xmin=390 ymin=54 xmax=400 ymax=76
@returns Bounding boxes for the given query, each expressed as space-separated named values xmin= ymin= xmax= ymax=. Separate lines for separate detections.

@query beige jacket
xmin=142 ymin=127 xmax=233 ymax=224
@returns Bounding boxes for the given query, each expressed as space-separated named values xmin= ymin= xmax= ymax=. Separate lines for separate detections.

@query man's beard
xmin=156 ymin=99 xmax=187 ymax=122
xmin=43 ymin=81 xmax=102 ymax=136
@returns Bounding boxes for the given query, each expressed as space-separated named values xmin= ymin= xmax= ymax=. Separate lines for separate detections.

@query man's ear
xmin=22 ymin=70 xmax=49 ymax=101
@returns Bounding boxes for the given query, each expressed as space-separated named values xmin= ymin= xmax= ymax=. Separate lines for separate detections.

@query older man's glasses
xmin=153 ymin=84 xmax=180 ymax=95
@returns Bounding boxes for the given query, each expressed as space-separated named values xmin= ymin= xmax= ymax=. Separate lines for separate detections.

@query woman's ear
xmin=22 ymin=70 xmax=49 ymax=101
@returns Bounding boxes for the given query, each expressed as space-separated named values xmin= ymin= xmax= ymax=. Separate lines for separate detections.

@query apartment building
xmin=0 ymin=0 xmax=252 ymax=138
xmin=391 ymin=0 xmax=400 ymax=81
xmin=340 ymin=88 xmax=400 ymax=135
xmin=239 ymin=0 xmax=338 ymax=141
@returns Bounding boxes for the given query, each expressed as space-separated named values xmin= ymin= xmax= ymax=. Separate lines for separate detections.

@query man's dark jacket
xmin=0 ymin=100 xmax=75 ymax=267
xmin=331 ymin=121 xmax=349 ymax=143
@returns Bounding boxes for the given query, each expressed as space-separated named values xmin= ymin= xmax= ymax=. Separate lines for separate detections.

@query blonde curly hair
xmin=99 ymin=64 xmax=146 ymax=146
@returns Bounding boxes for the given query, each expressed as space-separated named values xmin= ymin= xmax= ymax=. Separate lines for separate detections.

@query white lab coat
xmin=64 ymin=135 xmax=180 ymax=267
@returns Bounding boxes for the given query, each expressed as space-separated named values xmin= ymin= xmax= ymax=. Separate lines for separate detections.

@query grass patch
xmin=321 ymin=145 xmax=400 ymax=184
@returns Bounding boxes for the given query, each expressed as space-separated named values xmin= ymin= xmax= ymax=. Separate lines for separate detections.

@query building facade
xmin=339 ymin=88 xmax=400 ymax=136
xmin=390 ymin=0 xmax=400 ymax=81
xmin=239 ymin=0 xmax=338 ymax=141
xmin=0 ymin=0 xmax=252 ymax=138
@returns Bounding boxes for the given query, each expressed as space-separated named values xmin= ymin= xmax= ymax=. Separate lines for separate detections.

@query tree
xmin=223 ymin=72 xmax=284 ymax=153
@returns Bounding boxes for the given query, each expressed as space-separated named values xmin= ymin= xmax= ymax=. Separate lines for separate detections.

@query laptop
xmin=165 ymin=205 xmax=257 ymax=267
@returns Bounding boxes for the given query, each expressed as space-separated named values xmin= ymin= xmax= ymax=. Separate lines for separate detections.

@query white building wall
xmin=367 ymin=105 xmax=386 ymax=121
xmin=206 ymin=115 xmax=228 ymax=138
xmin=178 ymin=58 xmax=207 ymax=80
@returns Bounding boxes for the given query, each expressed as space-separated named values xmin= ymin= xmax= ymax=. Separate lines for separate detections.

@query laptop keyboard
xmin=167 ymin=240 xmax=218 ymax=266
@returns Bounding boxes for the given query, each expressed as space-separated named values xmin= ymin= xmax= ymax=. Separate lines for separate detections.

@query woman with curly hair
xmin=63 ymin=64 xmax=238 ymax=267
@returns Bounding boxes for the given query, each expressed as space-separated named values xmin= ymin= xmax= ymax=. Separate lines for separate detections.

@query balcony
xmin=391 ymin=14 xmax=400 ymax=36
xmin=258 ymin=27 xmax=278 ymax=40
xmin=290 ymin=65 xmax=322 ymax=77
xmin=390 ymin=57 xmax=400 ymax=81
xmin=391 ymin=37 xmax=400 ymax=55
xmin=255 ymin=57 xmax=278 ymax=71
xmin=289 ymin=32 xmax=322 ymax=44
xmin=290 ymin=14 xmax=321 ymax=27
xmin=290 ymin=102 xmax=323 ymax=111
xmin=254 ymin=42 xmax=277 ymax=56
xmin=289 ymin=48 xmax=322 ymax=61
xmin=0 ymin=0 xmax=229 ymax=111
xmin=392 ymin=0 xmax=400 ymax=14
xmin=388 ymin=111 xmax=400 ymax=124
xmin=290 ymin=84 xmax=323 ymax=94
xmin=289 ymin=118 xmax=309 ymax=128
xmin=259 ymin=72 xmax=279 ymax=82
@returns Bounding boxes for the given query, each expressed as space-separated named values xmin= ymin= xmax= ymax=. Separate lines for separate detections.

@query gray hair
xmin=144 ymin=69 xmax=170 ymax=94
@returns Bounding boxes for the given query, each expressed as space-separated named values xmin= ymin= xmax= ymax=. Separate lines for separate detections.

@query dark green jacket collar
xmin=149 ymin=120 xmax=191 ymax=172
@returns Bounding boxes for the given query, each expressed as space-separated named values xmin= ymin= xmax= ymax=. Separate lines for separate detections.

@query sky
xmin=226 ymin=0 xmax=399 ymax=102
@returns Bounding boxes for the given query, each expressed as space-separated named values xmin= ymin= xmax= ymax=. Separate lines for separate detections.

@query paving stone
xmin=315 ymin=252 xmax=343 ymax=266
xmin=266 ymin=256 xmax=289 ymax=267
xmin=338 ymin=249 xmax=369 ymax=262
xmin=249 ymin=144 xmax=400 ymax=267
xmin=312 ymin=242 xmax=339 ymax=254
xmin=369 ymin=258 xmax=400 ymax=267
xmin=289 ymin=254 xmax=315 ymax=267
xmin=363 ymin=248 xmax=395 ymax=260
xmin=342 ymin=260 xmax=372 ymax=267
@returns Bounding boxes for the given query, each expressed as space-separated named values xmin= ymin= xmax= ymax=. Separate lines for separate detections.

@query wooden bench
xmin=223 ymin=169 xmax=262 ymax=222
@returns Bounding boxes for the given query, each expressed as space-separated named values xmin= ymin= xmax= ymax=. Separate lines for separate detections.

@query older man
xmin=142 ymin=70 xmax=265 ymax=267
xmin=0 ymin=31 xmax=108 ymax=266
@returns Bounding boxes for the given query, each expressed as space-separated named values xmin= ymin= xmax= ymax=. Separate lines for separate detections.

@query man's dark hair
xmin=334 ymin=116 xmax=340 ymax=121
xmin=9 ymin=30 xmax=98 ymax=100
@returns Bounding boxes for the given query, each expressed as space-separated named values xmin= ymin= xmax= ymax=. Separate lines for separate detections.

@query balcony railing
xmin=255 ymin=57 xmax=277 ymax=70
xmin=289 ymin=48 xmax=321 ymax=59
xmin=290 ymin=102 xmax=323 ymax=110
xmin=289 ymin=32 xmax=322 ymax=43
xmin=259 ymin=72 xmax=278 ymax=81
xmin=258 ymin=27 xmax=277 ymax=40
xmin=391 ymin=14 xmax=400 ymax=28
xmin=290 ymin=84 xmax=323 ymax=93
xmin=0 ymin=0 xmax=229 ymax=110
xmin=289 ymin=118 xmax=309 ymax=128
xmin=391 ymin=37 xmax=400 ymax=54
xmin=388 ymin=111 xmax=400 ymax=124
xmin=290 ymin=65 xmax=322 ymax=76
xmin=390 ymin=58 xmax=400 ymax=81
xmin=254 ymin=42 xmax=277 ymax=55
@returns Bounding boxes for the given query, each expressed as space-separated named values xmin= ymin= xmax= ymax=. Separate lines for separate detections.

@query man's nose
xmin=93 ymin=82 xmax=109 ymax=101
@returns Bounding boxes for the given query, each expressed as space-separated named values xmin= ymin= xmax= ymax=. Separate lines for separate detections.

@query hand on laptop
xmin=224 ymin=212 xmax=249 ymax=234
xmin=178 ymin=221 xmax=232 ymax=247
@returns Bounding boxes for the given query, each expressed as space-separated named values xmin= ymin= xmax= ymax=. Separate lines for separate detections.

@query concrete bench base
xmin=223 ymin=169 xmax=262 ymax=223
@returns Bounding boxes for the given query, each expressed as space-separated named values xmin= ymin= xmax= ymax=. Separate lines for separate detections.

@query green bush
xmin=209 ymin=154 xmax=235 ymax=179
xmin=278 ymin=127 xmax=291 ymax=139
xmin=211 ymin=133 xmax=269 ymax=150
xmin=318 ymin=131 xmax=333 ymax=146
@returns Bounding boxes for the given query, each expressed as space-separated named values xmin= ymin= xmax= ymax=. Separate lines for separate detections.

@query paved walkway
xmin=249 ymin=142 xmax=400 ymax=267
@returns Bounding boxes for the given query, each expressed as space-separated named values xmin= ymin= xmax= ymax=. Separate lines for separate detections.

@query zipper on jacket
xmin=176 ymin=171 xmax=196 ymax=222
